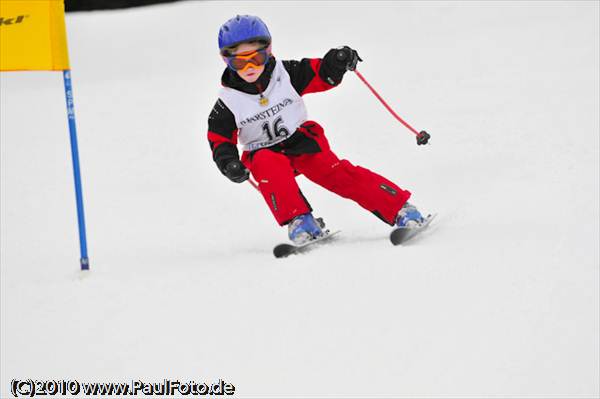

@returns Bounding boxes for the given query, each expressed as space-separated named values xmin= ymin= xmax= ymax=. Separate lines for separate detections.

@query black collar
xmin=220 ymin=57 xmax=276 ymax=95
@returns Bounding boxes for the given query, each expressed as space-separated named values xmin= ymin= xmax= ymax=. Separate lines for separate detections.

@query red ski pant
xmin=241 ymin=122 xmax=411 ymax=226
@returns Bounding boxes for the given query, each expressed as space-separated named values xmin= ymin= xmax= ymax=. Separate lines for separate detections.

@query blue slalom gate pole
xmin=63 ymin=70 xmax=89 ymax=270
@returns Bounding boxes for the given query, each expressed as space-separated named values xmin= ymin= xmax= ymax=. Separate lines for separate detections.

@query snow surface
xmin=1 ymin=1 xmax=599 ymax=397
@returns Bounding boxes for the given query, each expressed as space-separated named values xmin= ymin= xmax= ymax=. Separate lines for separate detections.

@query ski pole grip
xmin=336 ymin=50 xmax=348 ymax=62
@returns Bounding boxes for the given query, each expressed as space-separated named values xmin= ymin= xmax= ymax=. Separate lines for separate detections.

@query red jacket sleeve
xmin=282 ymin=48 xmax=349 ymax=96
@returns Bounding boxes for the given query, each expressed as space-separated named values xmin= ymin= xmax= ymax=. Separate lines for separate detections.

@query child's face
xmin=227 ymin=42 xmax=266 ymax=83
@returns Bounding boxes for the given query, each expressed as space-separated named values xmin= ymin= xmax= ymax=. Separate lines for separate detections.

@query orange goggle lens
xmin=226 ymin=49 xmax=269 ymax=71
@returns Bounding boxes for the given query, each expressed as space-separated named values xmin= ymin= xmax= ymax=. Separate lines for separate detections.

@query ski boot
xmin=288 ymin=213 xmax=325 ymax=245
xmin=395 ymin=202 xmax=425 ymax=228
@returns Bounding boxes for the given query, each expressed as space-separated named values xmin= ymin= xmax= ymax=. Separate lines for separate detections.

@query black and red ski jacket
xmin=207 ymin=48 xmax=350 ymax=172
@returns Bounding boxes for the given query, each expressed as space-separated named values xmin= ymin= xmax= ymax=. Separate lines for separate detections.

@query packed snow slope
xmin=1 ymin=1 xmax=599 ymax=397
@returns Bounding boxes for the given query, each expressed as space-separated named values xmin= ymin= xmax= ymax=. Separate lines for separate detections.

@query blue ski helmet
xmin=218 ymin=15 xmax=271 ymax=55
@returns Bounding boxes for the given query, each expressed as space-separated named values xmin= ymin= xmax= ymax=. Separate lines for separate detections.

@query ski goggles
xmin=224 ymin=46 xmax=271 ymax=72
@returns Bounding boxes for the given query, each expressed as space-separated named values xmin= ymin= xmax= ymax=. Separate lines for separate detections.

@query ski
xmin=390 ymin=213 xmax=436 ymax=245
xmin=273 ymin=230 xmax=341 ymax=258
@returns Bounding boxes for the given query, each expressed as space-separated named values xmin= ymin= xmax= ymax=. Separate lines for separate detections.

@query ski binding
xmin=390 ymin=213 xmax=436 ymax=245
xmin=273 ymin=230 xmax=341 ymax=258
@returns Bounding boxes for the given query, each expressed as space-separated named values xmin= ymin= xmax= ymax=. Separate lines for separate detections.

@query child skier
xmin=208 ymin=15 xmax=426 ymax=245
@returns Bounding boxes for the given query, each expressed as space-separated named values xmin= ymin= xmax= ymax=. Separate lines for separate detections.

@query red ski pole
xmin=353 ymin=69 xmax=430 ymax=145
xmin=248 ymin=176 xmax=259 ymax=191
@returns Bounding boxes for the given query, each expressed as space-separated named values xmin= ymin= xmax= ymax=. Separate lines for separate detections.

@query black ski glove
xmin=222 ymin=159 xmax=249 ymax=183
xmin=334 ymin=46 xmax=362 ymax=71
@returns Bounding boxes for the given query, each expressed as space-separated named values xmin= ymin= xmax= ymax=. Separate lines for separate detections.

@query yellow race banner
xmin=1 ymin=0 xmax=87 ymax=269
xmin=0 ymin=0 xmax=70 ymax=71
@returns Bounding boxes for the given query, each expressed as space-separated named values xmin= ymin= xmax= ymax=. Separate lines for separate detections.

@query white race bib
xmin=219 ymin=60 xmax=308 ymax=151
